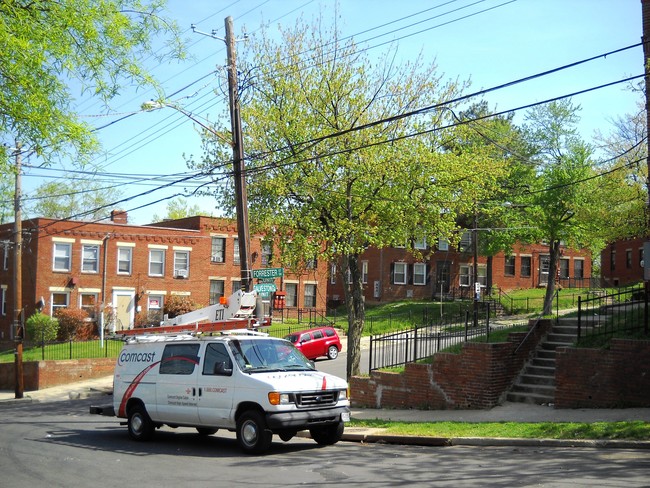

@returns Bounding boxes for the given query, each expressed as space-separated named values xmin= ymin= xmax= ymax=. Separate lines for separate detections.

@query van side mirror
xmin=214 ymin=361 xmax=233 ymax=376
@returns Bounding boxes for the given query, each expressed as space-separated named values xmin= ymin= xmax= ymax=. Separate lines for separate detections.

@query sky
xmin=20 ymin=0 xmax=644 ymax=225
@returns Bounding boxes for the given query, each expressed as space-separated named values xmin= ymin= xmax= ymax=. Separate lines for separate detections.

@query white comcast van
xmin=93 ymin=331 xmax=350 ymax=454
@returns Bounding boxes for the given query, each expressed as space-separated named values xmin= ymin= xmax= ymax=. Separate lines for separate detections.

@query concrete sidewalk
xmin=2 ymin=375 xmax=649 ymax=449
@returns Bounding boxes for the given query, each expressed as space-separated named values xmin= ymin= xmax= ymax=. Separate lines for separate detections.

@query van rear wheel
xmin=127 ymin=405 xmax=154 ymax=441
xmin=236 ymin=410 xmax=272 ymax=454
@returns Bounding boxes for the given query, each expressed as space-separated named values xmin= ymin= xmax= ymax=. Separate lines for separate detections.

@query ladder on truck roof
xmin=115 ymin=316 xmax=271 ymax=338
xmin=121 ymin=328 xmax=269 ymax=343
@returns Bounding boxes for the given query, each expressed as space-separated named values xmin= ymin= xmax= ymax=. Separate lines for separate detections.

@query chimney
xmin=111 ymin=209 xmax=128 ymax=224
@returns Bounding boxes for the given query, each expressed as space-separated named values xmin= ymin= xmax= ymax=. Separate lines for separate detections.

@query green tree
xmin=191 ymin=17 xmax=503 ymax=378
xmin=522 ymin=100 xmax=601 ymax=314
xmin=151 ymin=197 xmax=207 ymax=223
xmin=0 ymin=0 xmax=184 ymax=165
xmin=27 ymin=177 xmax=124 ymax=221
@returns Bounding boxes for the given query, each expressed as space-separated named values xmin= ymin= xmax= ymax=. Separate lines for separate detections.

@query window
xmin=459 ymin=265 xmax=471 ymax=287
xmin=640 ymin=248 xmax=645 ymax=268
xmin=231 ymin=280 xmax=241 ymax=294
xmin=211 ymin=237 xmax=225 ymax=263
xmin=209 ymin=280 xmax=225 ymax=305
xmin=202 ymin=343 xmax=232 ymax=376
xmin=117 ymin=247 xmax=132 ymax=275
xmin=51 ymin=292 xmax=69 ymax=315
xmin=438 ymin=238 xmax=449 ymax=251
xmin=53 ymin=243 xmax=72 ymax=271
xmin=610 ymin=249 xmax=616 ymax=271
xmin=574 ymin=260 xmax=584 ymax=279
xmin=626 ymin=249 xmax=632 ymax=269
xmin=304 ymin=284 xmax=316 ymax=307
xmin=261 ymin=241 xmax=272 ymax=266
xmin=459 ymin=231 xmax=472 ymax=252
xmin=330 ymin=264 xmax=337 ymax=285
xmin=1 ymin=287 xmax=6 ymax=316
xmin=285 ymin=283 xmax=297 ymax=307
xmin=81 ymin=244 xmax=99 ymax=273
xmin=560 ymin=259 xmax=570 ymax=279
xmin=414 ymin=237 xmax=427 ymax=250
xmin=521 ymin=256 xmax=531 ymax=277
xmin=477 ymin=266 xmax=487 ymax=286
xmin=149 ymin=249 xmax=165 ymax=276
xmin=2 ymin=242 xmax=8 ymax=270
xmin=159 ymin=344 xmax=200 ymax=375
xmin=233 ymin=238 xmax=240 ymax=265
xmin=504 ymin=256 xmax=515 ymax=276
xmin=312 ymin=329 xmax=323 ymax=339
xmin=413 ymin=263 xmax=426 ymax=285
xmin=393 ymin=262 xmax=407 ymax=285
xmin=306 ymin=256 xmax=317 ymax=269
xmin=80 ymin=293 xmax=98 ymax=320
xmin=174 ymin=250 xmax=189 ymax=277
xmin=148 ymin=295 xmax=164 ymax=323
xmin=362 ymin=261 xmax=368 ymax=284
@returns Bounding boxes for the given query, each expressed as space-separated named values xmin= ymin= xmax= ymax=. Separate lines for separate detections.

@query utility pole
xmin=225 ymin=16 xmax=252 ymax=292
xmin=642 ymin=0 xmax=650 ymax=286
xmin=13 ymin=140 xmax=23 ymax=399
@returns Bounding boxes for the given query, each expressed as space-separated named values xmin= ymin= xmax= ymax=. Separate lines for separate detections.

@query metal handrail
xmin=512 ymin=289 xmax=559 ymax=355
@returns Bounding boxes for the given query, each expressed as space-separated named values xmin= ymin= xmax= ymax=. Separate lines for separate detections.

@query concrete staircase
xmin=507 ymin=319 xmax=579 ymax=405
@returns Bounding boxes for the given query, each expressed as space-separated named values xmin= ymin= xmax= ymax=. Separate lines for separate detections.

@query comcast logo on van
xmin=118 ymin=351 xmax=157 ymax=366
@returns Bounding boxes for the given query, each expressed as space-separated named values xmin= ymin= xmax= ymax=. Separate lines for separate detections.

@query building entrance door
xmin=113 ymin=291 xmax=135 ymax=331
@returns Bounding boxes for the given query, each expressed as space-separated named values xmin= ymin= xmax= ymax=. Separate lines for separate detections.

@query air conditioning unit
xmin=212 ymin=256 xmax=224 ymax=263
xmin=175 ymin=269 xmax=188 ymax=279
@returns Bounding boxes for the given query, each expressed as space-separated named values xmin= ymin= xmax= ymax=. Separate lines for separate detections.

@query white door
xmin=113 ymin=291 xmax=135 ymax=330
xmin=197 ymin=342 xmax=235 ymax=426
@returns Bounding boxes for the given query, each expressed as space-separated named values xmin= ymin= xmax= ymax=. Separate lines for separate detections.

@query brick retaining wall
xmin=555 ymin=338 xmax=650 ymax=408
xmin=351 ymin=319 xmax=553 ymax=410
xmin=0 ymin=358 xmax=115 ymax=391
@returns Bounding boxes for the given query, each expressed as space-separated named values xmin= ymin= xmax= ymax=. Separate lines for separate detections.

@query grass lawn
xmin=349 ymin=419 xmax=650 ymax=440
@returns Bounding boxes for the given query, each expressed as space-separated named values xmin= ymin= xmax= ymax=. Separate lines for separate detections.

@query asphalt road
xmin=1 ymin=397 xmax=649 ymax=488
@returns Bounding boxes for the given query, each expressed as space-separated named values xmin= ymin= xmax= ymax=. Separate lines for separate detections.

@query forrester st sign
xmin=251 ymin=267 xmax=284 ymax=279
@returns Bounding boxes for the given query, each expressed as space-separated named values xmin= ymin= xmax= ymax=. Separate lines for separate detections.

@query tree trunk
xmin=543 ymin=239 xmax=561 ymax=315
xmin=342 ymin=252 xmax=365 ymax=380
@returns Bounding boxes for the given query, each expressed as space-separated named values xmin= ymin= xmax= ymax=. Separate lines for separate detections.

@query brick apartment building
xmin=328 ymin=236 xmax=592 ymax=304
xmin=601 ymin=237 xmax=646 ymax=287
xmin=0 ymin=211 xmax=327 ymax=340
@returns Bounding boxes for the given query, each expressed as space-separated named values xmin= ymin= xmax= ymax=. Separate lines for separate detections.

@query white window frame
xmin=51 ymin=291 xmax=70 ymax=315
xmin=174 ymin=250 xmax=190 ymax=277
xmin=1 ymin=286 xmax=6 ymax=316
xmin=413 ymin=263 xmax=426 ymax=286
xmin=285 ymin=283 xmax=297 ymax=307
xmin=304 ymin=284 xmax=317 ymax=308
xmin=2 ymin=242 xmax=9 ymax=270
xmin=459 ymin=265 xmax=471 ymax=287
xmin=81 ymin=244 xmax=100 ymax=273
xmin=233 ymin=238 xmax=240 ymax=265
xmin=438 ymin=238 xmax=449 ymax=251
xmin=79 ymin=292 xmax=98 ymax=320
xmin=211 ymin=237 xmax=226 ymax=263
xmin=149 ymin=249 xmax=165 ymax=277
xmin=393 ymin=262 xmax=408 ymax=285
xmin=459 ymin=231 xmax=472 ymax=252
xmin=261 ymin=241 xmax=272 ymax=266
xmin=414 ymin=237 xmax=427 ymax=250
xmin=53 ymin=242 xmax=72 ymax=272
xmin=209 ymin=280 xmax=225 ymax=305
xmin=330 ymin=264 xmax=337 ymax=285
xmin=117 ymin=247 xmax=132 ymax=275
xmin=362 ymin=261 xmax=368 ymax=284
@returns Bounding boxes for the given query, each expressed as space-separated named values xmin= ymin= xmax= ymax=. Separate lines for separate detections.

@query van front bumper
xmin=265 ymin=406 xmax=350 ymax=430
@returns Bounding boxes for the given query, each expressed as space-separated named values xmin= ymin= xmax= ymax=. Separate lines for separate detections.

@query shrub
xmin=164 ymin=295 xmax=200 ymax=318
xmin=54 ymin=308 xmax=89 ymax=341
xmin=25 ymin=313 xmax=59 ymax=342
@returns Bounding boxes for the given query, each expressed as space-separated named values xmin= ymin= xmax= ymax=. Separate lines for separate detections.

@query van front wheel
xmin=310 ymin=421 xmax=344 ymax=445
xmin=127 ymin=405 xmax=154 ymax=441
xmin=236 ymin=410 xmax=272 ymax=454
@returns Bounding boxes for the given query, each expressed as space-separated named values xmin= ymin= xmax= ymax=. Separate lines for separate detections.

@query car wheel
xmin=236 ymin=410 xmax=273 ymax=454
xmin=127 ymin=405 xmax=155 ymax=441
xmin=196 ymin=427 xmax=218 ymax=436
xmin=310 ymin=421 xmax=344 ymax=445
xmin=327 ymin=345 xmax=339 ymax=360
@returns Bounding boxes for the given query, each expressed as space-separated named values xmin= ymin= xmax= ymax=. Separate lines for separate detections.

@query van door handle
xmin=198 ymin=387 xmax=202 ymax=397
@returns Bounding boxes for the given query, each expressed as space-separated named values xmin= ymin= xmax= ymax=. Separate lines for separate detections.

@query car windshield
xmin=229 ymin=338 xmax=315 ymax=373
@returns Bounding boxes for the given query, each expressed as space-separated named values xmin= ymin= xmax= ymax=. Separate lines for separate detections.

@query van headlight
xmin=268 ymin=392 xmax=292 ymax=405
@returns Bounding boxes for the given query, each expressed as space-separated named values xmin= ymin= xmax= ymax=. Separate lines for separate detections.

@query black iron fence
xmin=577 ymin=285 xmax=649 ymax=341
xmin=0 ymin=338 xmax=122 ymax=363
xmin=368 ymin=305 xmax=527 ymax=371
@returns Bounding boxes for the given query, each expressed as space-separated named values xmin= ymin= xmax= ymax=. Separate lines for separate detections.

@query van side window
xmin=159 ymin=344 xmax=200 ymax=375
xmin=203 ymin=343 xmax=233 ymax=376
xmin=312 ymin=330 xmax=323 ymax=339
xmin=324 ymin=328 xmax=335 ymax=337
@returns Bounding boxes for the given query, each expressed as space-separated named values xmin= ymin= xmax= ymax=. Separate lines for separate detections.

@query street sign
xmin=254 ymin=283 xmax=277 ymax=293
xmin=252 ymin=267 xmax=284 ymax=279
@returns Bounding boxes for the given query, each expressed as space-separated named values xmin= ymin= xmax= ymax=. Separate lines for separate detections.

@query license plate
xmin=341 ymin=411 xmax=350 ymax=422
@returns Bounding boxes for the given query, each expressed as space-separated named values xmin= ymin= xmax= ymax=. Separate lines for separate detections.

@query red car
xmin=284 ymin=326 xmax=342 ymax=360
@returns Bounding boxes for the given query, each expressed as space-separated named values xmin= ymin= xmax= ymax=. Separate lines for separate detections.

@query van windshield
xmin=229 ymin=339 xmax=316 ymax=373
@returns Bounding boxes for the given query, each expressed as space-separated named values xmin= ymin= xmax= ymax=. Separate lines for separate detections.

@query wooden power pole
xmin=13 ymin=140 xmax=24 ymax=399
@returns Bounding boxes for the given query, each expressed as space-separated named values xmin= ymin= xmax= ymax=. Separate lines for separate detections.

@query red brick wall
xmin=0 ymin=358 xmax=114 ymax=391
xmin=351 ymin=320 xmax=552 ymax=410
xmin=600 ymin=238 xmax=645 ymax=287
xmin=555 ymin=339 xmax=650 ymax=408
